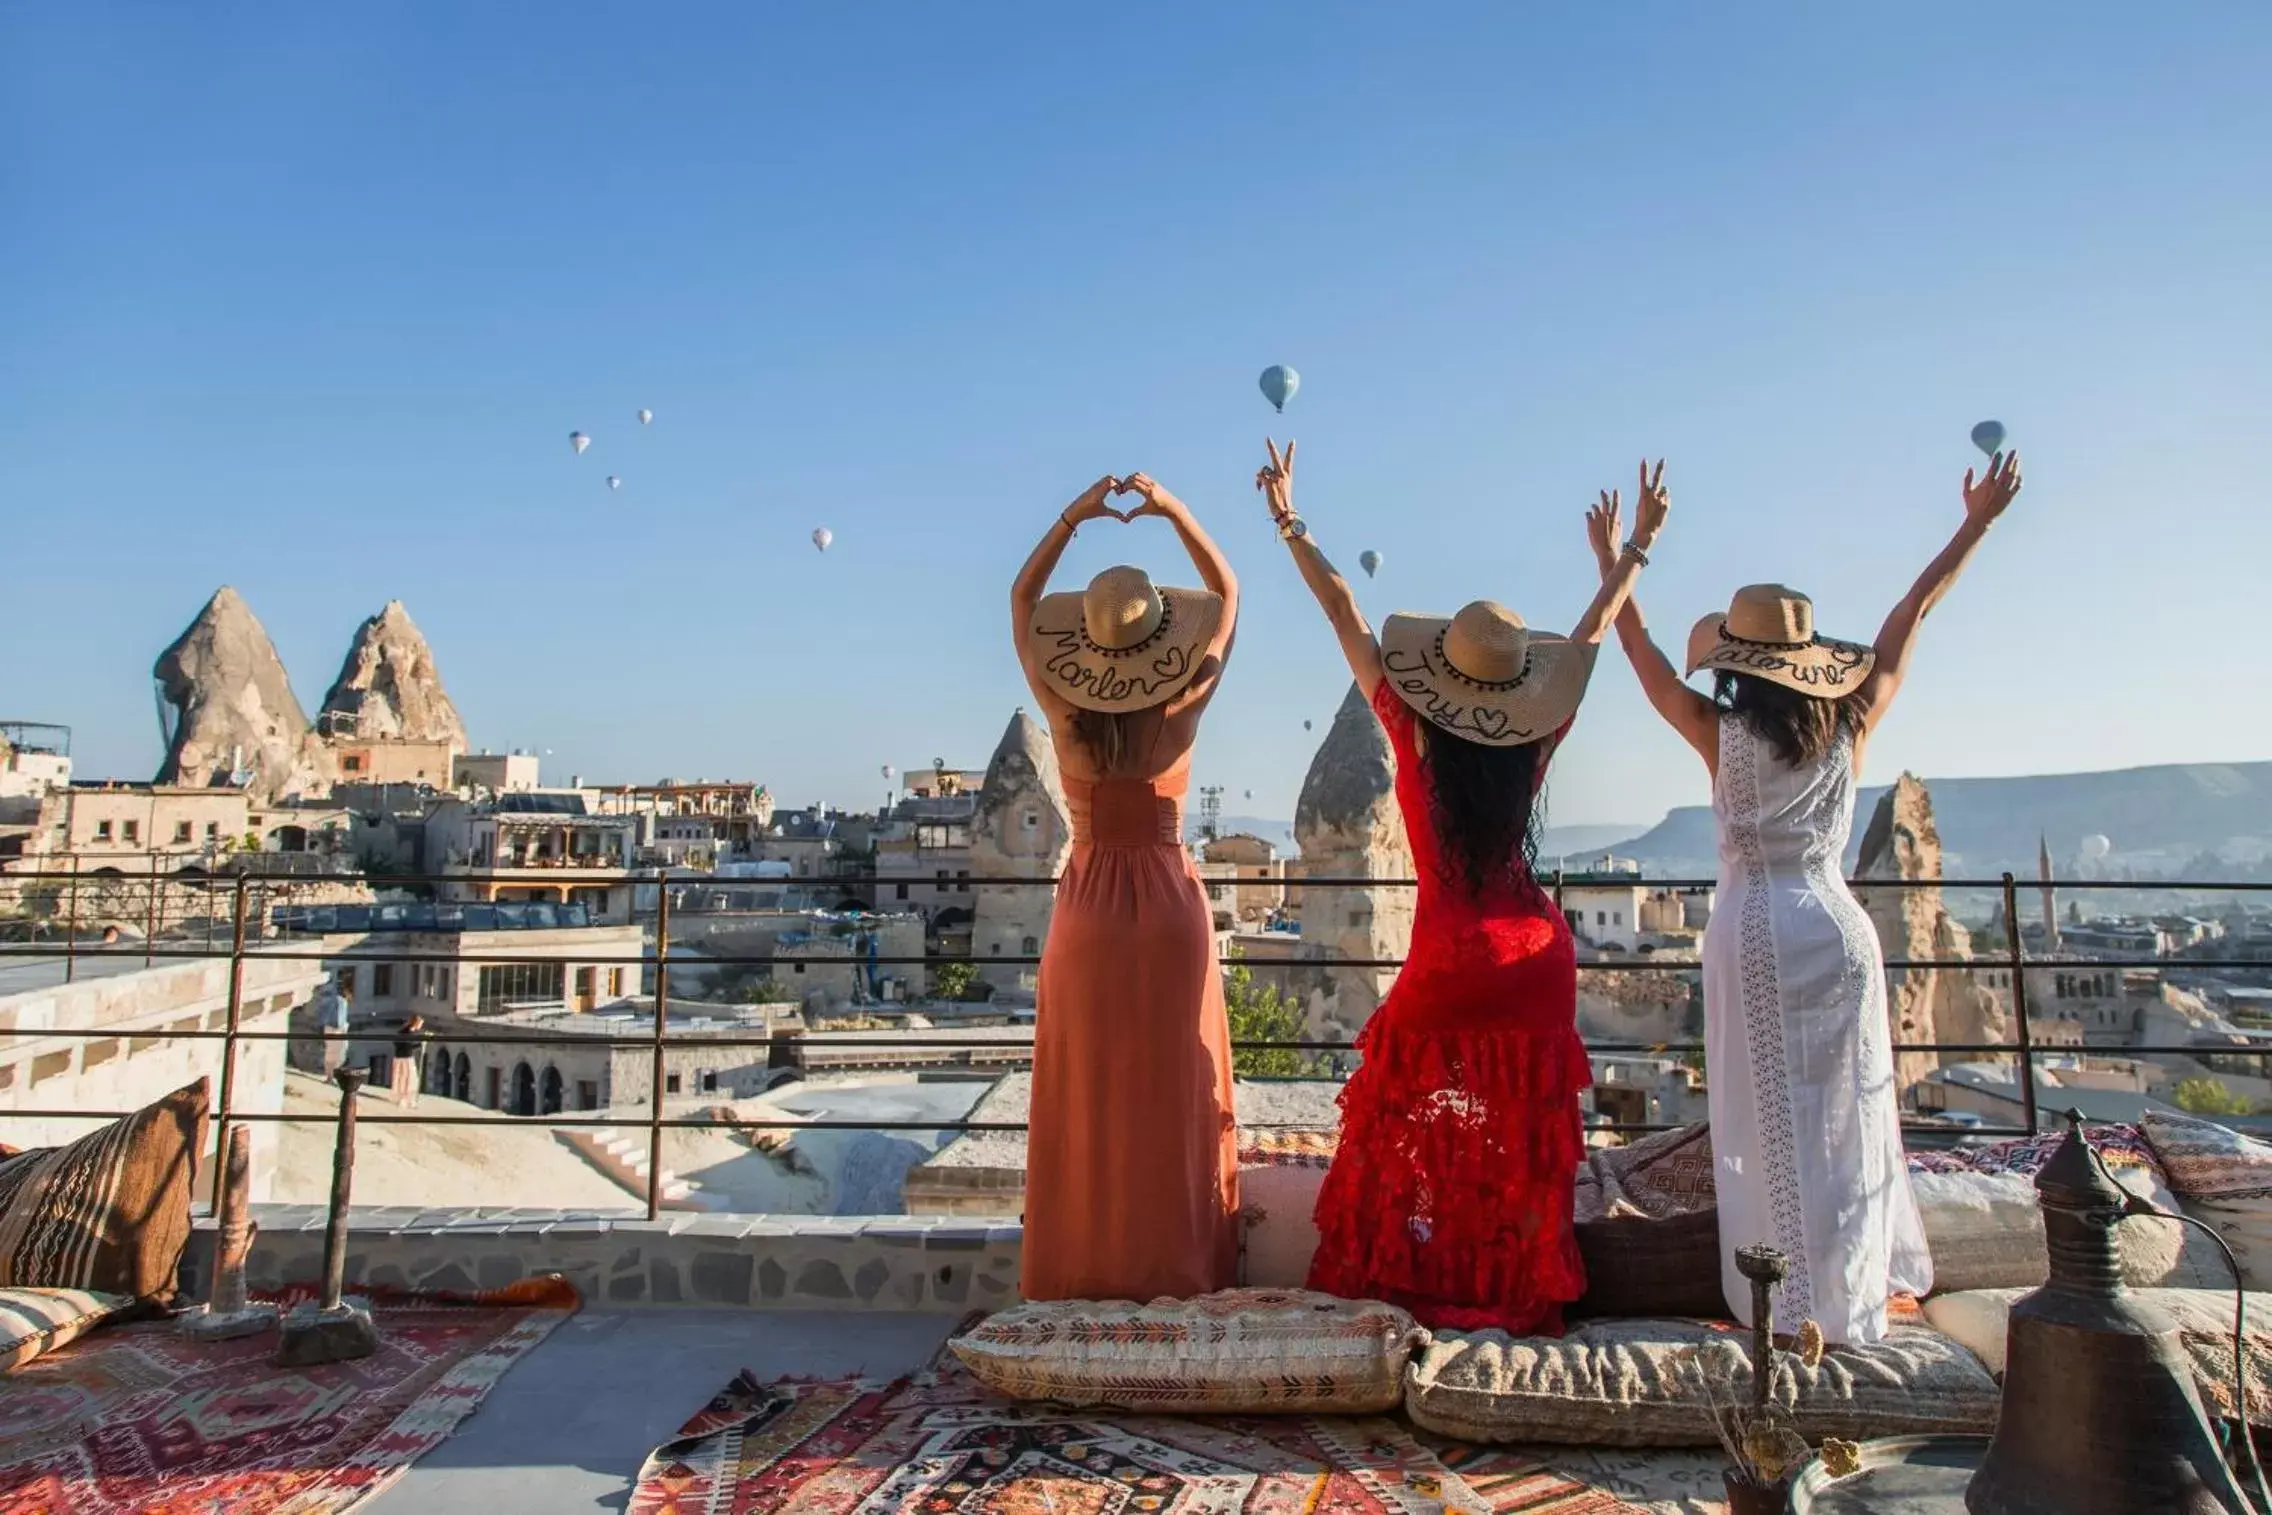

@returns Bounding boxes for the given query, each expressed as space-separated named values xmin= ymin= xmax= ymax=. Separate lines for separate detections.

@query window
xmin=608 ymin=968 xmax=624 ymax=996
xmin=701 ymin=1070 xmax=719 ymax=1093
xmin=441 ymin=968 xmax=453 ymax=999
xmin=173 ymin=821 xmax=193 ymax=844
xmin=1596 ymin=911 xmax=1607 ymax=925
xmin=343 ymin=755 xmax=364 ymax=773
xmin=122 ymin=820 xmax=139 ymax=844
xmin=477 ymin=961 xmax=564 ymax=1010
xmin=374 ymin=964 xmax=395 ymax=997
xmin=665 ymin=1073 xmax=682 ymax=1094
xmin=205 ymin=822 xmax=219 ymax=842
xmin=1022 ymin=936 xmax=1038 ymax=954
xmin=338 ymin=966 xmax=358 ymax=997
xmin=895 ymin=883 xmax=908 ymax=901
xmin=369 ymin=1053 xmax=393 ymax=1085
xmin=95 ymin=820 xmax=113 ymax=841
xmin=793 ymin=962 xmax=806 ymax=974
xmin=1021 ymin=811 xmax=1039 ymax=831
xmin=957 ymin=870 xmax=971 ymax=893
xmin=577 ymin=1080 xmax=599 ymax=1111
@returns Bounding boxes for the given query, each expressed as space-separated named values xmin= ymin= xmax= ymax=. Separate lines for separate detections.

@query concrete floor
xmin=362 ymin=1309 xmax=955 ymax=1514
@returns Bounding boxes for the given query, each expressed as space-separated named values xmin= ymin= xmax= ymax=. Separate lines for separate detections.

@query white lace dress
xmin=1703 ymin=717 xmax=1932 ymax=1345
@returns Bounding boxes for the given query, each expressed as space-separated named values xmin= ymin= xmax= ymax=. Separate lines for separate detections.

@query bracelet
xmin=1060 ymin=511 xmax=1078 ymax=532
xmin=1621 ymin=540 xmax=1650 ymax=567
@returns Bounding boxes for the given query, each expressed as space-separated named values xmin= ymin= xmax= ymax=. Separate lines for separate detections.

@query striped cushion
xmin=0 ymin=1080 xmax=209 ymax=1304
xmin=0 ymin=1286 xmax=134 ymax=1372
xmin=951 ymin=1289 xmax=1426 ymax=1413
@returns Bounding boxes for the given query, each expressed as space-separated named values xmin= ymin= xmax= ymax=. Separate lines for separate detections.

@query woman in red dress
xmin=1258 ymin=441 xmax=1670 ymax=1332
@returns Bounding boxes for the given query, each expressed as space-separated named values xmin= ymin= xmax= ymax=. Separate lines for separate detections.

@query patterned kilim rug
xmin=0 ymin=1280 xmax=575 ymax=1514
xmin=630 ymin=1351 xmax=1648 ymax=1515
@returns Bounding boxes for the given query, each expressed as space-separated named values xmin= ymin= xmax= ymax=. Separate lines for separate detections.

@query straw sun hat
xmin=1685 ymin=583 xmax=1875 ymax=697
xmin=1379 ymin=601 xmax=1598 ymax=747
xmin=1026 ymin=565 xmax=1224 ymax=714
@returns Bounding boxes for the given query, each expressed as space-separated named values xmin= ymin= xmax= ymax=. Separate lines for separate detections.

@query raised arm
xmin=1257 ymin=439 xmax=1384 ymax=696
xmin=1849 ymin=451 xmax=2022 ymax=735
xmin=1011 ymin=475 xmax=1122 ymax=707
xmin=1571 ymin=458 xmax=1668 ymax=645
xmin=1120 ymin=472 xmax=1238 ymax=674
xmin=1590 ymin=463 xmax=1717 ymax=764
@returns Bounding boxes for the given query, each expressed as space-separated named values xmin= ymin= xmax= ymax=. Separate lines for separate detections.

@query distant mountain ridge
xmin=1601 ymin=759 xmax=2272 ymax=878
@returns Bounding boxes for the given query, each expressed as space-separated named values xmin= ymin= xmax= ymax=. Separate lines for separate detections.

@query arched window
xmin=453 ymin=1052 xmax=471 ymax=1103
xmin=1021 ymin=936 xmax=1038 ymax=954
xmin=511 ymin=1062 xmax=537 ymax=1117
xmin=540 ymin=1066 xmax=564 ymax=1116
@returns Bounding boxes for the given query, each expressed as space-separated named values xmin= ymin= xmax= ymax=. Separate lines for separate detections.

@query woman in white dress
xmin=1588 ymin=452 xmax=2022 ymax=1344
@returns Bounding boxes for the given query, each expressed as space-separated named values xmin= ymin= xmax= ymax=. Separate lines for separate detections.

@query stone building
xmin=1287 ymin=682 xmax=1413 ymax=1040
xmin=968 ymin=711 xmax=1069 ymax=994
xmin=1200 ymin=833 xmax=1285 ymax=926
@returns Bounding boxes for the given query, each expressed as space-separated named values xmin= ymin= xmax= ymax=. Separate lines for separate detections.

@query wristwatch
xmin=1277 ymin=516 xmax=1308 ymax=541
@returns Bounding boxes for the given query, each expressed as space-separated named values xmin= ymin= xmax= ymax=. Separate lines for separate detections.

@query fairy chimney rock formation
xmin=318 ymin=600 xmax=468 ymax=750
xmin=153 ymin=587 xmax=331 ymax=803
xmin=969 ymin=709 xmax=1071 ymax=994
xmin=1292 ymin=681 xmax=1414 ymax=1041
xmin=1854 ymin=772 xmax=2011 ymax=1092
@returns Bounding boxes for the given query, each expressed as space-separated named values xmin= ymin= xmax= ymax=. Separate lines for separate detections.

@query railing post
xmin=2000 ymin=871 xmax=2040 ymax=1132
xmin=210 ymin=874 xmax=251 ymax=1211
xmin=646 ymin=879 xmax=672 ymax=1221
xmin=145 ymin=853 xmax=160 ymax=966
xmin=63 ymin=857 xmax=79 ymax=984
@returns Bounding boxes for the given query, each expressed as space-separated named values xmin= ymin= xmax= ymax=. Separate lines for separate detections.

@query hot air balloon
xmin=882 ymin=764 xmax=896 ymax=781
xmin=1358 ymin=549 xmax=1381 ymax=578
xmin=1244 ymin=789 xmax=1254 ymax=800
xmin=812 ymin=527 xmax=833 ymax=552
xmin=1970 ymin=420 xmax=2006 ymax=457
xmin=570 ymin=431 xmax=591 ymax=455
xmin=1259 ymin=365 xmax=1299 ymax=413
xmin=2081 ymin=833 xmax=2112 ymax=861
xmin=606 ymin=475 xmax=621 ymax=491
xmin=1303 ymin=719 xmax=1313 ymax=732
xmin=637 ymin=408 xmax=654 ymax=425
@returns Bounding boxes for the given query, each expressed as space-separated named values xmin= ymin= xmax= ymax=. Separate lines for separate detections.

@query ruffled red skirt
xmin=1306 ymin=918 xmax=1591 ymax=1334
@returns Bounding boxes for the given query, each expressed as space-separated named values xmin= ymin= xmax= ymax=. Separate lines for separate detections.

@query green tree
xmin=932 ymin=958 xmax=980 ymax=1001
xmin=2174 ymin=1077 xmax=2254 ymax=1117
xmin=1222 ymin=946 xmax=1323 ymax=1078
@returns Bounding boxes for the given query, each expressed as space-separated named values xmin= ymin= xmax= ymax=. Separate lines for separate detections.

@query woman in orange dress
xmin=1258 ymin=441 xmax=1667 ymax=1332
xmin=1011 ymin=471 xmax=1240 ymax=1301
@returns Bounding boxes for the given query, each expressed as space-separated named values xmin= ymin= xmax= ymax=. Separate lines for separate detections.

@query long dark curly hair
xmin=1417 ymin=724 xmax=1547 ymax=895
xmin=1714 ymin=672 xmax=1862 ymax=768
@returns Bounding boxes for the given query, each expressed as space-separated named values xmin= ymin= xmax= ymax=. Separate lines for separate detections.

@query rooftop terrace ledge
xmin=181 ymin=1206 xmax=1024 ymax=1312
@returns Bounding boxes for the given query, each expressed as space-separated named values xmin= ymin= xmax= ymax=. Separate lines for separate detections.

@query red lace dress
xmin=1305 ymin=680 xmax=1592 ymax=1333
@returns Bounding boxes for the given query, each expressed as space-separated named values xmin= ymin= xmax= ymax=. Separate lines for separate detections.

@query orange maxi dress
xmin=1021 ymin=735 xmax=1239 ymax=1301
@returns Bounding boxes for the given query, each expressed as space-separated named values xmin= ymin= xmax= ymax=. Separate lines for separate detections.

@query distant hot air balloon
xmin=1970 ymin=420 xmax=2007 ymax=457
xmin=570 ymin=431 xmax=591 ymax=455
xmin=812 ymin=527 xmax=833 ymax=552
xmin=1358 ymin=549 xmax=1381 ymax=578
xmin=2081 ymin=833 xmax=2113 ymax=861
xmin=882 ymin=764 xmax=896 ymax=781
xmin=606 ymin=475 xmax=621 ymax=491
xmin=1303 ymin=719 xmax=1313 ymax=732
xmin=1244 ymin=788 xmax=1254 ymax=800
xmin=637 ymin=408 xmax=654 ymax=425
xmin=1259 ymin=365 xmax=1299 ymax=413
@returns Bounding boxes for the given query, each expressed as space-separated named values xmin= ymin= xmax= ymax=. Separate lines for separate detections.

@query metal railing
xmin=4 ymin=860 xmax=2271 ymax=1219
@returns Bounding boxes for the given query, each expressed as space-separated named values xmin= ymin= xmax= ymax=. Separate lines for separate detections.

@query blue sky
xmin=4 ymin=4 xmax=2268 ymax=831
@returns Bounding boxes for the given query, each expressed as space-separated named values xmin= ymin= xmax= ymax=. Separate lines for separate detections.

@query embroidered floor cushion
xmin=1237 ymin=1131 xmax=1335 ymax=1289
xmin=0 ymin=1080 xmax=209 ymax=1303
xmin=1923 ymin=1286 xmax=2272 ymax=1425
xmin=0 ymin=1286 xmax=135 ymax=1372
xmin=2139 ymin=1111 xmax=2272 ymax=1292
xmin=950 ymin=1288 xmax=1426 ymax=1413
xmin=1404 ymin=1318 xmax=2000 ymax=1448
xmin=1585 ymin=1124 xmax=1716 ymax=1218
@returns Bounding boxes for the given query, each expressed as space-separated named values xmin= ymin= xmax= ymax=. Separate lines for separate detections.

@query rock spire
xmin=318 ymin=600 xmax=468 ymax=750
xmin=152 ymin=587 xmax=330 ymax=803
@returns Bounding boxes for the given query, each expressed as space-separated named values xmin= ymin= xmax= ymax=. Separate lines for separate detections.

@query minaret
xmin=2038 ymin=834 xmax=2061 ymax=955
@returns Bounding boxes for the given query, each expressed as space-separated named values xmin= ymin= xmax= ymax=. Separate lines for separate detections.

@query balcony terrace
xmin=7 ymin=862 xmax=2272 ymax=1511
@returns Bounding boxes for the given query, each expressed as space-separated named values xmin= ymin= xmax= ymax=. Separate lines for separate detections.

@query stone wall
xmin=179 ymin=1206 xmax=1022 ymax=1313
